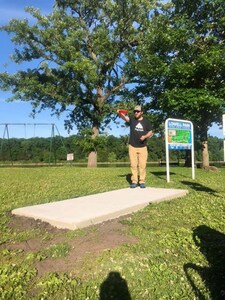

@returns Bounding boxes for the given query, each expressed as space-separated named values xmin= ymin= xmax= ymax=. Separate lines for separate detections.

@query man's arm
xmin=117 ymin=110 xmax=130 ymax=122
xmin=140 ymin=130 xmax=153 ymax=142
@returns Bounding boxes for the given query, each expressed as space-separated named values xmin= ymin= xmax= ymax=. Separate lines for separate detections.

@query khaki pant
xmin=129 ymin=145 xmax=148 ymax=184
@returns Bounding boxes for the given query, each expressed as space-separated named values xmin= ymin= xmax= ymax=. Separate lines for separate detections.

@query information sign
xmin=167 ymin=120 xmax=192 ymax=150
xmin=165 ymin=118 xmax=195 ymax=182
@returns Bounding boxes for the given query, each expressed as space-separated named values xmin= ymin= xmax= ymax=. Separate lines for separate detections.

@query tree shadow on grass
xmin=184 ymin=225 xmax=225 ymax=300
xmin=99 ymin=271 xmax=132 ymax=300
xmin=118 ymin=174 xmax=132 ymax=185
xmin=181 ymin=180 xmax=218 ymax=196
xmin=150 ymin=171 xmax=176 ymax=180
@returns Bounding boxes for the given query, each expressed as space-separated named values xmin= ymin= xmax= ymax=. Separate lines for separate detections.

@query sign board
xmin=165 ymin=118 xmax=195 ymax=182
xmin=67 ymin=153 xmax=74 ymax=161
xmin=167 ymin=120 xmax=192 ymax=150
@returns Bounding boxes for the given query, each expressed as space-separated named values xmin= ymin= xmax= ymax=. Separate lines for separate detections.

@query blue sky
xmin=0 ymin=0 xmax=80 ymax=138
xmin=0 ymin=0 xmax=224 ymax=139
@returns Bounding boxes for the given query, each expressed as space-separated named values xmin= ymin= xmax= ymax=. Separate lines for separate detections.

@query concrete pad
xmin=12 ymin=187 xmax=188 ymax=230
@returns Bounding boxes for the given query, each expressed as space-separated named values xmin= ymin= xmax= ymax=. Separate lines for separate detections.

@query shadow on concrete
xmin=181 ymin=181 xmax=217 ymax=196
xmin=99 ymin=271 xmax=132 ymax=300
xmin=184 ymin=225 xmax=225 ymax=299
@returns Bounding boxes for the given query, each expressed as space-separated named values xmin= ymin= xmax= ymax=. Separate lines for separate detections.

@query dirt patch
xmin=7 ymin=214 xmax=138 ymax=276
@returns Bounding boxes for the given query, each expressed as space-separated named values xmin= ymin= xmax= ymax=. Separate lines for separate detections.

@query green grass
xmin=0 ymin=166 xmax=225 ymax=299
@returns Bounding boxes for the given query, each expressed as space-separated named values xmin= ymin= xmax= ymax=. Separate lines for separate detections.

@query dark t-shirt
xmin=128 ymin=116 xmax=152 ymax=147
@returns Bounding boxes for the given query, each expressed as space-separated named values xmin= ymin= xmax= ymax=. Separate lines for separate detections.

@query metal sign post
xmin=223 ymin=114 xmax=225 ymax=162
xmin=223 ymin=114 xmax=225 ymax=135
xmin=165 ymin=118 xmax=195 ymax=183
xmin=224 ymin=140 xmax=225 ymax=163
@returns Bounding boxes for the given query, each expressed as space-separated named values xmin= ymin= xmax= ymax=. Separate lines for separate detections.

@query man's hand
xmin=140 ymin=131 xmax=153 ymax=141
xmin=117 ymin=109 xmax=128 ymax=115
xmin=117 ymin=109 xmax=129 ymax=122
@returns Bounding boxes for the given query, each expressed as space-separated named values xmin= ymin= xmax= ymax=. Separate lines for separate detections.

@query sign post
xmin=223 ymin=114 xmax=225 ymax=135
xmin=224 ymin=140 xmax=225 ymax=163
xmin=165 ymin=118 xmax=195 ymax=182
xmin=223 ymin=114 xmax=225 ymax=162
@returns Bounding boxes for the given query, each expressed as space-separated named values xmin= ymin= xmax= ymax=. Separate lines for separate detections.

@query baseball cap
xmin=134 ymin=105 xmax=142 ymax=112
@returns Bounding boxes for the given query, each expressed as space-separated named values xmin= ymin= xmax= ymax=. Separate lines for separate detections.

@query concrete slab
xmin=12 ymin=187 xmax=188 ymax=230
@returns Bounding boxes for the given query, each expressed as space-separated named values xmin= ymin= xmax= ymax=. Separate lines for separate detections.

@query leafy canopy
xmin=0 ymin=0 xmax=156 ymax=134
xmin=132 ymin=0 xmax=225 ymax=138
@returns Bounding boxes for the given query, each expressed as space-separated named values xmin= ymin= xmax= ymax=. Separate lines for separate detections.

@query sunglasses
xmin=134 ymin=110 xmax=141 ymax=113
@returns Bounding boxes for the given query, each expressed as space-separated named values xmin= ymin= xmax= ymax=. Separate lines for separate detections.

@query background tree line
xmin=0 ymin=134 xmax=223 ymax=164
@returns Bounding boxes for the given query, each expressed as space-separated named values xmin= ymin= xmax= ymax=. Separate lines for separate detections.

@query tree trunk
xmin=88 ymin=151 xmax=97 ymax=168
xmin=184 ymin=150 xmax=192 ymax=167
xmin=87 ymin=124 xmax=99 ymax=168
xmin=202 ymin=140 xmax=209 ymax=168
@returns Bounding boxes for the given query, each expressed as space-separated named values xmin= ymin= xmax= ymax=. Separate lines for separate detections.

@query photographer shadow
xmin=184 ymin=225 xmax=225 ymax=299
xmin=99 ymin=271 xmax=132 ymax=300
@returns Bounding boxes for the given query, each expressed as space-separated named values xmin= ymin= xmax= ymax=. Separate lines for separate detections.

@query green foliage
xmin=0 ymin=136 xmax=67 ymax=163
xmin=0 ymin=264 xmax=37 ymax=299
xmin=75 ymin=128 xmax=108 ymax=153
xmin=1 ymin=134 xmax=224 ymax=164
xmin=131 ymin=0 xmax=225 ymax=167
xmin=208 ymin=135 xmax=224 ymax=161
xmin=37 ymin=273 xmax=83 ymax=300
xmin=43 ymin=243 xmax=70 ymax=258
xmin=108 ymin=152 xmax=117 ymax=162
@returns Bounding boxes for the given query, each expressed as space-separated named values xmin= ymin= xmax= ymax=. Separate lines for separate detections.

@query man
xmin=117 ymin=105 xmax=153 ymax=188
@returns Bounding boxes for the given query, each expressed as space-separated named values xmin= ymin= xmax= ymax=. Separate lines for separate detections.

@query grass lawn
xmin=0 ymin=166 xmax=225 ymax=299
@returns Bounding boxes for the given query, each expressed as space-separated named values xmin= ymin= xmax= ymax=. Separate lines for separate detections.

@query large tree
xmin=0 ymin=0 xmax=155 ymax=167
xmin=131 ymin=0 xmax=225 ymax=168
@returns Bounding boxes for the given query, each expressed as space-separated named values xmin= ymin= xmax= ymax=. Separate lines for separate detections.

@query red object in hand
xmin=118 ymin=109 xmax=128 ymax=114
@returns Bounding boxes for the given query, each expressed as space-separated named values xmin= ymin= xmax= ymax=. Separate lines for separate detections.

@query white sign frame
xmin=165 ymin=118 xmax=195 ymax=182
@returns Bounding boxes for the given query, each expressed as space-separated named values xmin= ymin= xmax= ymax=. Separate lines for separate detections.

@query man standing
xmin=117 ymin=105 xmax=153 ymax=188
